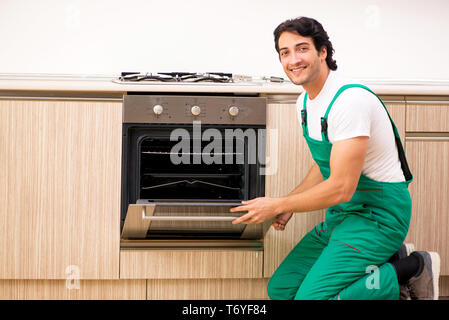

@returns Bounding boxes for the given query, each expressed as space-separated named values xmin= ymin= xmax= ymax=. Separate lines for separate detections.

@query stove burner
xmin=119 ymin=72 xmax=234 ymax=83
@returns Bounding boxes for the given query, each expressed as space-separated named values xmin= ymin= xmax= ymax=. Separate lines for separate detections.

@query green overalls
xmin=267 ymin=84 xmax=413 ymax=300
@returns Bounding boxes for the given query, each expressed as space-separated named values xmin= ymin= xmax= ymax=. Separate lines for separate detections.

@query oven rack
xmin=142 ymin=173 xmax=242 ymax=177
xmin=141 ymin=179 xmax=241 ymax=191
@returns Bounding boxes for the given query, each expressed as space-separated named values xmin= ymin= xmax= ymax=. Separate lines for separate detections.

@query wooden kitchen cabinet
xmin=405 ymin=140 xmax=449 ymax=274
xmin=147 ymin=279 xmax=269 ymax=300
xmin=0 ymin=280 xmax=145 ymax=300
xmin=120 ymin=249 xmax=263 ymax=279
xmin=404 ymin=98 xmax=449 ymax=275
xmin=263 ymin=101 xmax=325 ymax=277
xmin=0 ymin=98 xmax=122 ymax=279
xmin=263 ymin=98 xmax=406 ymax=277
xmin=382 ymin=96 xmax=406 ymax=146
xmin=405 ymin=97 xmax=449 ymax=132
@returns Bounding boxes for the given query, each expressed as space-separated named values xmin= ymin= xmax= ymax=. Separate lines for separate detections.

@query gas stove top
xmin=113 ymin=72 xmax=288 ymax=85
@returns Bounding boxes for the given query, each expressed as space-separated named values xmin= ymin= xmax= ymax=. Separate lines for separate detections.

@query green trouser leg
xmin=267 ymin=222 xmax=329 ymax=300
xmin=268 ymin=213 xmax=404 ymax=300
xmin=331 ymin=263 xmax=399 ymax=300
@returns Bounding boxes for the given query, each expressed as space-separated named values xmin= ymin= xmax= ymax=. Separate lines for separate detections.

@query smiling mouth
xmin=290 ymin=66 xmax=307 ymax=74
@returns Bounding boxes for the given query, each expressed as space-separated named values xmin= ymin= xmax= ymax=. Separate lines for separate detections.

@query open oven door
xmin=120 ymin=200 xmax=272 ymax=248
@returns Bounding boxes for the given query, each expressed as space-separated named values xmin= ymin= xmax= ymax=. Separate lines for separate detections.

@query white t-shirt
xmin=296 ymin=71 xmax=405 ymax=182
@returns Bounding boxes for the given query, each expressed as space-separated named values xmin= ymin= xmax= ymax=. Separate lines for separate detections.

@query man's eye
xmin=280 ymin=51 xmax=288 ymax=56
xmin=298 ymin=47 xmax=308 ymax=52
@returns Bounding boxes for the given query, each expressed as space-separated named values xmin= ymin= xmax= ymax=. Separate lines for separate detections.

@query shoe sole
xmin=429 ymin=252 xmax=441 ymax=300
xmin=397 ymin=243 xmax=415 ymax=259
xmin=404 ymin=243 xmax=415 ymax=256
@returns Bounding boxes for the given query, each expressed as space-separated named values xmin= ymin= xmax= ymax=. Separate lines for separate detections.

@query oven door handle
xmin=121 ymin=203 xmax=248 ymax=240
xmin=141 ymin=207 xmax=238 ymax=222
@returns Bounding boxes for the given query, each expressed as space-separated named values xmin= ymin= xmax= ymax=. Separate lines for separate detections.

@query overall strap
xmin=321 ymin=83 xmax=413 ymax=182
xmin=320 ymin=84 xmax=358 ymax=141
xmin=300 ymin=93 xmax=309 ymax=136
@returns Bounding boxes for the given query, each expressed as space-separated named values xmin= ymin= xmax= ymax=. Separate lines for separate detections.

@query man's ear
xmin=320 ymin=46 xmax=328 ymax=62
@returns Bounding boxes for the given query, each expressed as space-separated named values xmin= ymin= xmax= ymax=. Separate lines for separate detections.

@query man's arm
xmin=231 ymin=136 xmax=368 ymax=224
xmin=278 ymin=136 xmax=368 ymax=213
xmin=288 ymin=162 xmax=323 ymax=196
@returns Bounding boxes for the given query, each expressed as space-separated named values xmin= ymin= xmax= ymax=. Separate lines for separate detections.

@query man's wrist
xmin=276 ymin=196 xmax=290 ymax=215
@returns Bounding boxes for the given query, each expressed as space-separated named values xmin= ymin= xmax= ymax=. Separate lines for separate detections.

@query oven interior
xmin=139 ymin=134 xmax=247 ymax=201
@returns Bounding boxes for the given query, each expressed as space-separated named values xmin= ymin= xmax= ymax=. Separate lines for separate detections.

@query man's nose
xmin=288 ymin=51 xmax=303 ymax=65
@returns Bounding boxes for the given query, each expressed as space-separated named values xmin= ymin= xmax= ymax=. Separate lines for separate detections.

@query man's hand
xmin=272 ymin=212 xmax=293 ymax=231
xmin=230 ymin=197 xmax=282 ymax=224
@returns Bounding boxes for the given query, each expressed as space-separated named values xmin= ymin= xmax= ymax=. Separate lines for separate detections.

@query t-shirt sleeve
xmin=327 ymin=89 xmax=373 ymax=142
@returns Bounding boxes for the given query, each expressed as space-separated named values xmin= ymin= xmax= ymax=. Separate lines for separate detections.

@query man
xmin=230 ymin=16 xmax=440 ymax=300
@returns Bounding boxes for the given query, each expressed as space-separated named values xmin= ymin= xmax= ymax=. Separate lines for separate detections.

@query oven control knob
xmin=228 ymin=106 xmax=239 ymax=117
xmin=153 ymin=104 xmax=164 ymax=115
xmin=191 ymin=105 xmax=201 ymax=116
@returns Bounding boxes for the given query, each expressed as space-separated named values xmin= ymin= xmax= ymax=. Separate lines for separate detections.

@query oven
xmin=120 ymin=93 xmax=270 ymax=248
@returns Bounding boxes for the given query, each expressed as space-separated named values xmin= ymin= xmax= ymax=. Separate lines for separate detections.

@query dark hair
xmin=274 ymin=17 xmax=337 ymax=70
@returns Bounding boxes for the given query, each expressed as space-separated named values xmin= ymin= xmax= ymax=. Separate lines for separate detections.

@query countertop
xmin=1 ymin=74 xmax=449 ymax=96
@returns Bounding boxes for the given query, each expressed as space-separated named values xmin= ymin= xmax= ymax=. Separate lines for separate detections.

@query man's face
xmin=278 ymin=31 xmax=326 ymax=86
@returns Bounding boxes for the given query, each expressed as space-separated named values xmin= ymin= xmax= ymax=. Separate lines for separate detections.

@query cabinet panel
xmin=440 ymin=276 xmax=449 ymax=297
xmin=263 ymin=103 xmax=325 ymax=277
xmin=0 ymin=99 xmax=122 ymax=279
xmin=405 ymin=140 xmax=449 ymax=275
xmin=0 ymin=280 xmax=145 ymax=300
xmin=384 ymin=102 xmax=406 ymax=145
xmin=147 ymin=279 xmax=269 ymax=300
xmin=120 ymin=249 xmax=263 ymax=279
xmin=406 ymin=102 xmax=449 ymax=132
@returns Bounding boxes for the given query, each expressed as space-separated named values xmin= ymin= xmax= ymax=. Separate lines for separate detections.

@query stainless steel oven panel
xmin=120 ymin=239 xmax=264 ymax=249
xmin=123 ymin=95 xmax=266 ymax=125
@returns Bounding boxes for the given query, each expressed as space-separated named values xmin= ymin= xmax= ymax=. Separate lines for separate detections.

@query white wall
xmin=1 ymin=0 xmax=448 ymax=81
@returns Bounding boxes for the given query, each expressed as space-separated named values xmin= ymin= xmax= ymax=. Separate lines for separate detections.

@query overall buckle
xmin=321 ymin=117 xmax=328 ymax=140
xmin=301 ymin=110 xmax=307 ymax=126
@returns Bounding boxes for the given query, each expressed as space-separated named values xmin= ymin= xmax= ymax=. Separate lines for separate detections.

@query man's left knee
xmin=294 ymin=284 xmax=336 ymax=300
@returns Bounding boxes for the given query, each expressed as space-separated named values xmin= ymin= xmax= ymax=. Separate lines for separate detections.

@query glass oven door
xmin=120 ymin=201 xmax=264 ymax=241
xmin=138 ymin=131 xmax=248 ymax=201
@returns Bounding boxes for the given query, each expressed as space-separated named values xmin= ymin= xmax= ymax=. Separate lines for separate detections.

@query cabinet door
xmin=405 ymin=140 xmax=449 ymax=275
xmin=406 ymin=101 xmax=449 ymax=132
xmin=120 ymin=249 xmax=263 ymax=279
xmin=0 ymin=280 xmax=145 ymax=300
xmin=383 ymin=100 xmax=406 ymax=145
xmin=404 ymin=100 xmax=449 ymax=275
xmin=147 ymin=279 xmax=269 ymax=300
xmin=0 ymin=99 xmax=122 ymax=279
xmin=263 ymin=102 xmax=325 ymax=277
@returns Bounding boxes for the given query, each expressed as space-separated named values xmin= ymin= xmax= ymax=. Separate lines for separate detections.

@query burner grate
xmin=119 ymin=72 xmax=234 ymax=83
